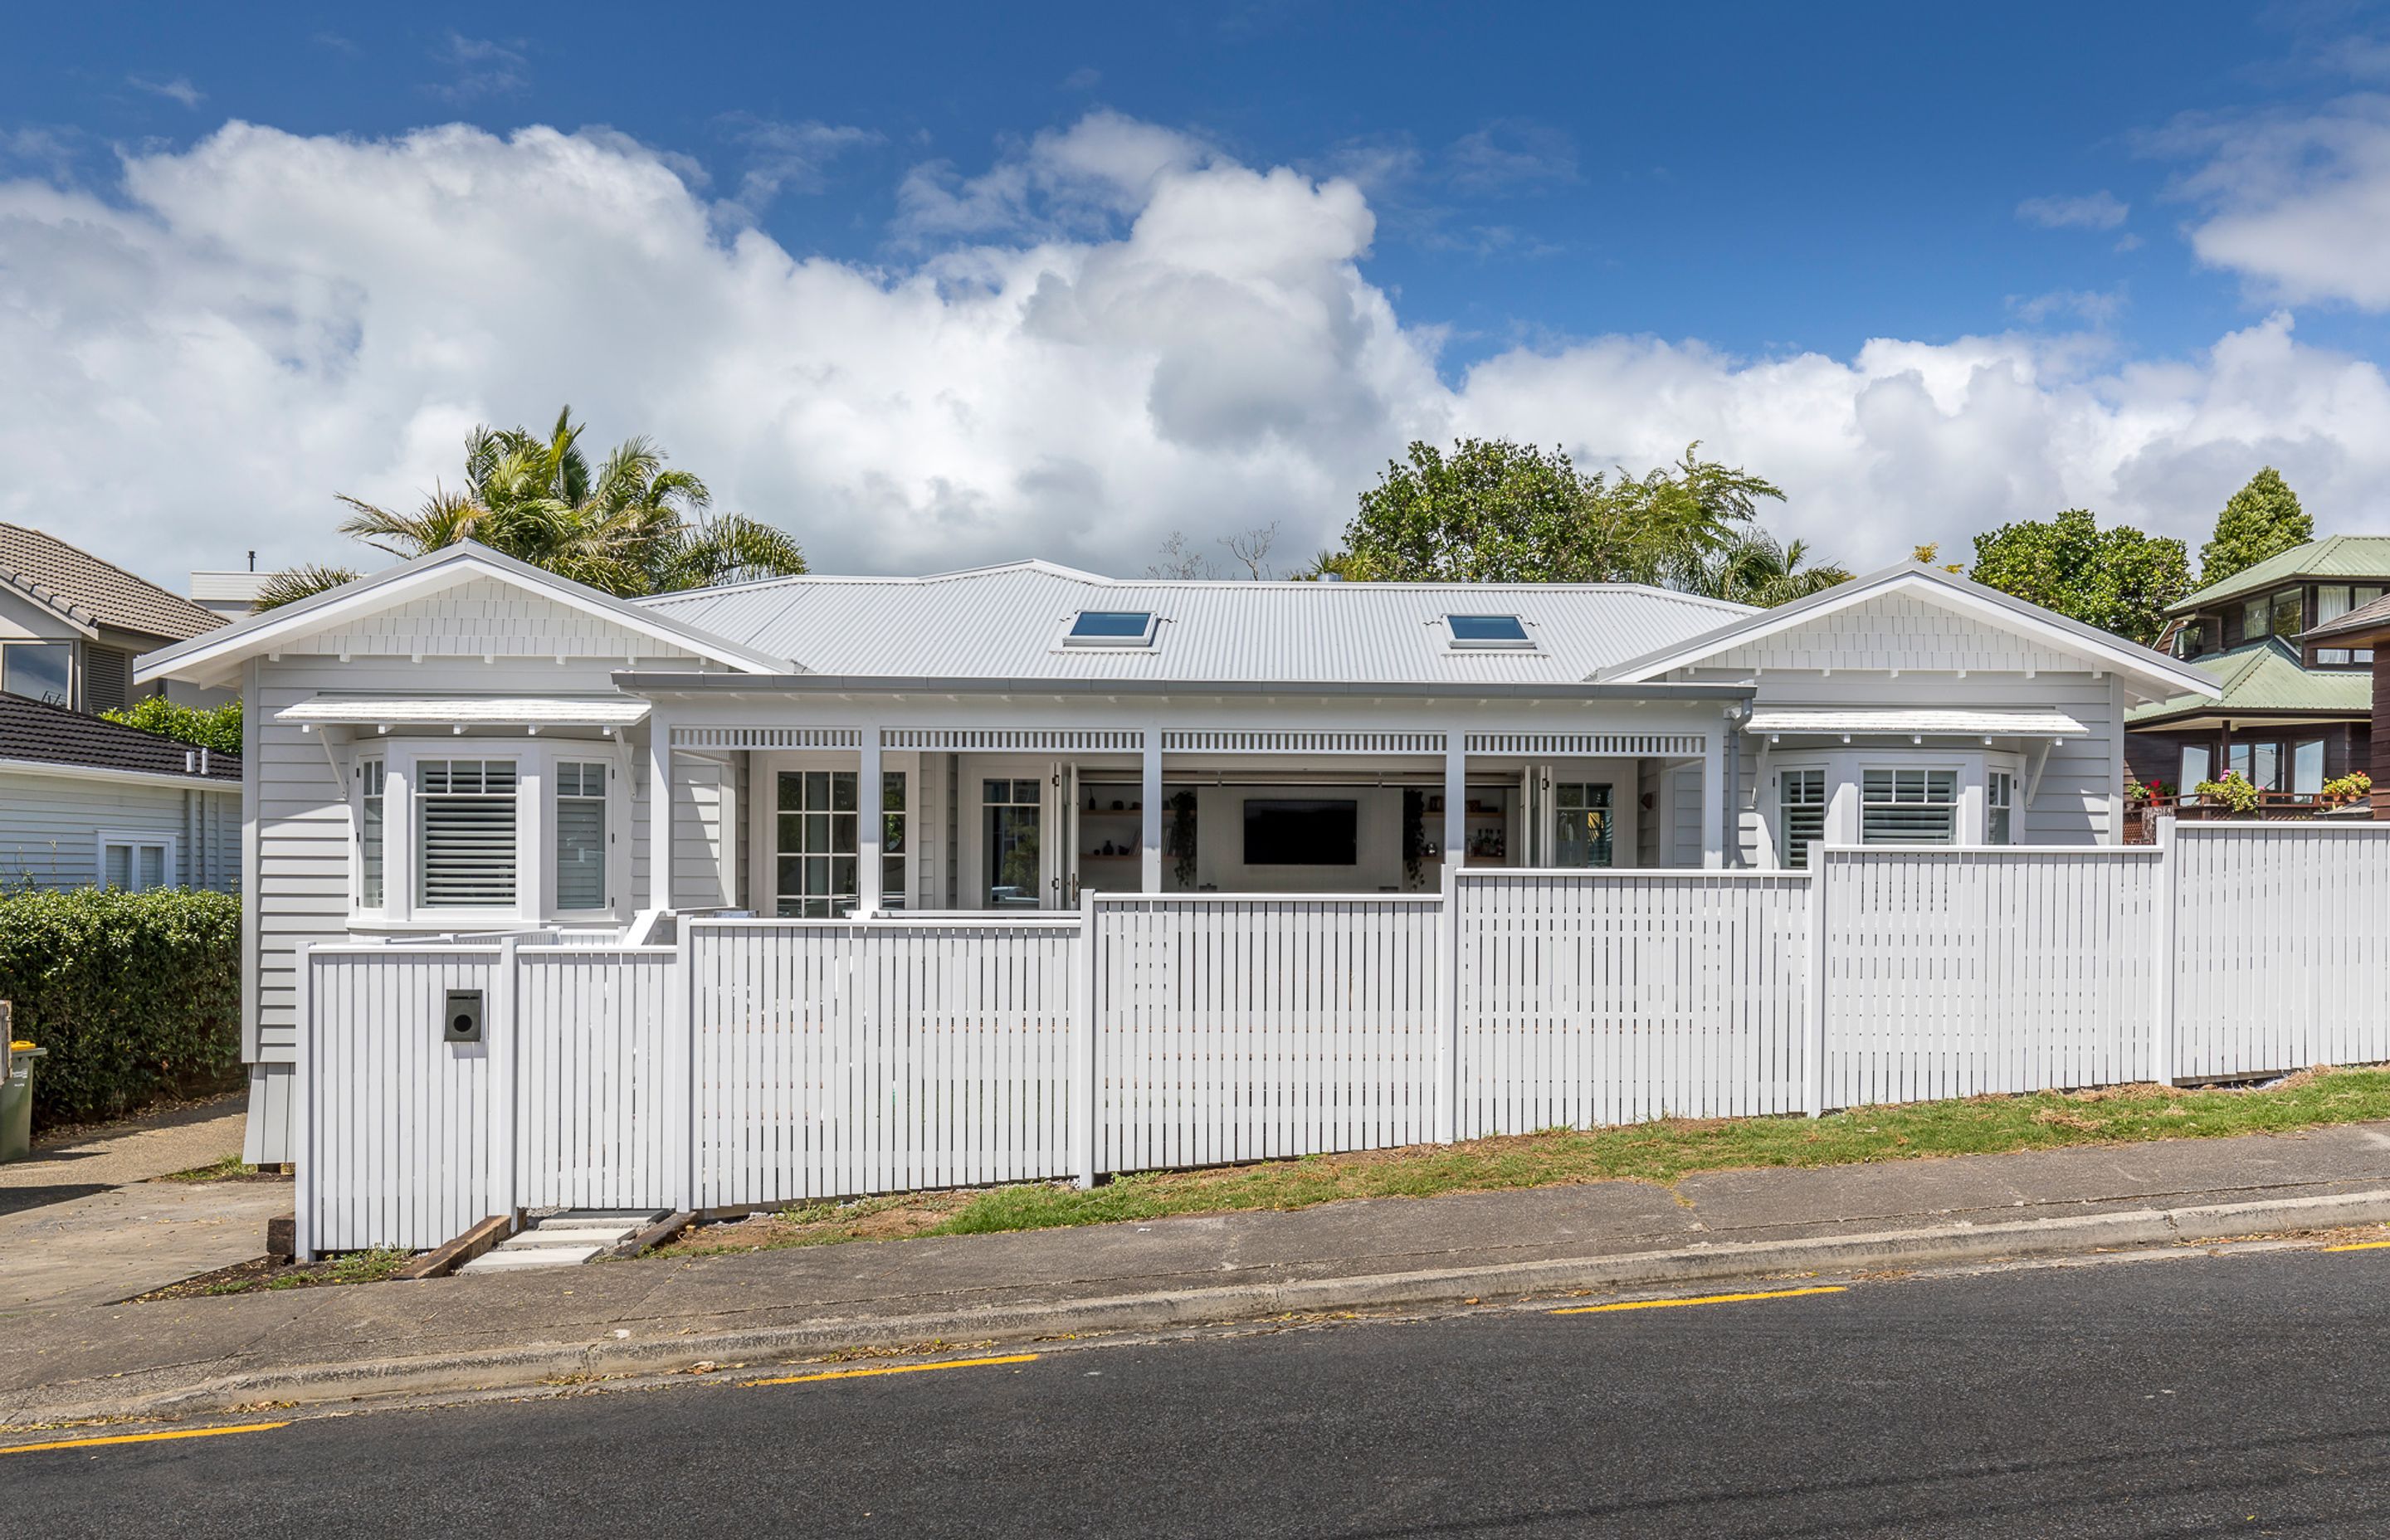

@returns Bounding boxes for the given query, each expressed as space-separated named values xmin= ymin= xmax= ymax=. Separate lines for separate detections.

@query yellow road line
xmin=743 ymin=1352 xmax=1040 ymax=1387
xmin=2324 ymin=1239 xmax=2390 ymax=1252
xmin=1551 ymin=1284 xmax=1848 ymax=1316
xmin=0 ymin=1421 xmax=290 ymax=1457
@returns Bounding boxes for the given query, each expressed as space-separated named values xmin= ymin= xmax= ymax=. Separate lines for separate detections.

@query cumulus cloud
xmin=2015 ymin=190 xmax=2129 ymax=229
xmin=3 ymin=115 xmax=2390 ymax=591
xmin=2166 ymin=94 xmax=2390 ymax=309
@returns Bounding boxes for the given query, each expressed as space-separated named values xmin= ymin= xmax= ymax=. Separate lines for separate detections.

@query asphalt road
xmin=12 ymin=1244 xmax=2390 ymax=1538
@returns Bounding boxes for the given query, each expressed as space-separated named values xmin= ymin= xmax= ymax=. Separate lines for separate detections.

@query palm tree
xmin=1675 ymin=528 xmax=1853 ymax=608
xmin=258 ymin=407 xmax=807 ymax=609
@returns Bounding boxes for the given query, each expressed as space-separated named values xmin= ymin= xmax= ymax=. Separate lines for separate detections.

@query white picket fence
xmin=296 ymin=823 xmax=2390 ymax=1253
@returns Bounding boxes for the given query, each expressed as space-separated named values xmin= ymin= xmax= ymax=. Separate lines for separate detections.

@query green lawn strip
xmin=673 ymin=1067 xmax=2390 ymax=1255
xmin=156 ymin=1153 xmax=256 ymax=1182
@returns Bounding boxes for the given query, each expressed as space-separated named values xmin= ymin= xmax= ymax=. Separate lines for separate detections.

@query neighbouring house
xmin=2299 ymin=591 xmax=2390 ymax=816
xmin=189 ymin=567 xmax=280 ymax=622
xmin=0 ymin=524 xmax=231 ymax=714
xmin=0 ymin=690 xmax=241 ymax=892
xmin=2127 ymin=535 xmax=2390 ymax=802
xmin=131 ymin=542 xmax=2219 ymax=1162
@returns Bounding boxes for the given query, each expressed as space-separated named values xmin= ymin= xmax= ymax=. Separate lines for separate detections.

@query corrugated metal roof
xmin=0 ymin=524 xmax=222 ymax=641
xmin=2169 ymin=536 xmax=2390 ymax=614
xmin=276 ymin=695 xmax=651 ymax=728
xmin=638 ymin=561 xmax=1754 ymax=685
xmin=1746 ymin=708 xmax=2087 ymax=737
xmin=2125 ymin=639 xmax=2371 ymax=724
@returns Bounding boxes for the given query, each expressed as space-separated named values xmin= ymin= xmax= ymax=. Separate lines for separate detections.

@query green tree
xmin=259 ymin=407 xmax=807 ymax=609
xmin=1328 ymin=438 xmax=1786 ymax=584
xmin=1968 ymin=508 xmax=2191 ymax=646
xmin=100 ymin=697 xmax=243 ymax=757
xmin=1677 ymin=529 xmax=1854 ymax=608
xmin=2198 ymin=467 xmax=2311 ymax=587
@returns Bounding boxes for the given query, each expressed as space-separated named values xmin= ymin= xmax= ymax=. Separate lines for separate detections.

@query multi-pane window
xmin=1778 ymin=768 xmax=1827 ymax=869
xmin=554 ymin=761 xmax=608 ymax=910
xmin=358 ymin=758 xmax=386 ymax=909
xmin=1554 ymin=782 xmax=1613 ymax=868
xmin=101 ymin=838 xmax=171 ymax=892
xmin=773 ymin=771 xmax=905 ymax=917
xmin=984 ymin=778 xmax=1042 ymax=908
xmin=1861 ymin=768 xmax=1958 ymax=844
xmin=1987 ymin=771 xmax=2016 ymax=846
xmin=2314 ymin=585 xmax=2385 ymax=665
xmin=415 ymin=759 xmax=519 ymax=908
xmin=2227 ymin=741 xmax=2280 ymax=792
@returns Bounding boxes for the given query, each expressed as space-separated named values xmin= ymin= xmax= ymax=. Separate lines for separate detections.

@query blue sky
xmin=8 ymin=2 xmax=2390 ymax=580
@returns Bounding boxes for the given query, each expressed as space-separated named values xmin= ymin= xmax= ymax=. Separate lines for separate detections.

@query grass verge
xmin=660 ymin=1066 xmax=2390 ymax=1258
xmin=156 ymin=1153 xmax=265 ymax=1183
xmin=134 ymin=1249 xmax=411 ymax=1301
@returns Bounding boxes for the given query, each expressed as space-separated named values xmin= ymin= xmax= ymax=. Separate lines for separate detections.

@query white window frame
xmin=348 ymin=738 xmax=627 ymax=928
xmin=96 ymin=831 xmax=177 ymax=892
xmin=1859 ymin=763 xmax=1964 ymax=846
xmin=553 ymin=758 xmax=616 ymax=914
xmin=356 ymin=755 xmax=388 ymax=913
xmin=1054 ymin=610 xmax=1161 ymax=650
xmin=1771 ymin=763 xmax=1830 ymax=870
xmin=1441 ymin=613 xmax=1539 ymax=651
xmin=744 ymin=749 xmax=921 ymax=916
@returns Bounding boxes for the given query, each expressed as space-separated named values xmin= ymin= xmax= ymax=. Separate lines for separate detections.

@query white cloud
xmin=127 ymin=75 xmax=204 ymax=110
xmin=715 ymin=116 xmax=881 ymax=225
xmin=4 ymin=115 xmax=2390 ymax=593
xmin=2015 ymin=190 xmax=2129 ymax=230
xmin=2166 ymin=94 xmax=2390 ymax=309
xmin=428 ymin=32 xmax=528 ymax=101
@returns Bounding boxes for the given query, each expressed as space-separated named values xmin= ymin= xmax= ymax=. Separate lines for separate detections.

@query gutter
xmin=0 ymin=756 xmax=243 ymax=791
xmin=613 ymin=671 xmax=1757 ymax=704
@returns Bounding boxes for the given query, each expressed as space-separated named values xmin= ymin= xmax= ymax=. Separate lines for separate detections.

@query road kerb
xmin=7 ymin=1187 xmax=2389 ymax=1430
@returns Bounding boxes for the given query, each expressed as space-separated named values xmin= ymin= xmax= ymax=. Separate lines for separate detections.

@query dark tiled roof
xmin=0 ymin=524 xmax=222 ymax=643
xmin=0 ymin=693 xmax=241 ymax=782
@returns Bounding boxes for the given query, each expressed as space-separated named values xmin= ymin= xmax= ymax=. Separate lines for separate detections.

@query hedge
xmin=0 ymin=887 xmax=242 ymax=1130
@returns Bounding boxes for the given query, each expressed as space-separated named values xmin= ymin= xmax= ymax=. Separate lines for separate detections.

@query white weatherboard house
xmin=134 ymin=543 xmax=2218 ymax=1162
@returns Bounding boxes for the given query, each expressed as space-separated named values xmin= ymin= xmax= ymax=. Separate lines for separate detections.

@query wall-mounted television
xmin=1242 ymin=798 xmax=1358 ymax=865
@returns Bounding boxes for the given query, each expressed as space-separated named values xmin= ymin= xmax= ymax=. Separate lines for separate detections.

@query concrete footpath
xmin=8 ymin=1121 xmax=2390 ymax=1427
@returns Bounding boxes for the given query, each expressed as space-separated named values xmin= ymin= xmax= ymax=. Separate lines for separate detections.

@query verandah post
xmin=2150 ymin=817 xmax=2178 ymax=1087
xmin=1075 ymin=889 xmax=1100 ymax=1187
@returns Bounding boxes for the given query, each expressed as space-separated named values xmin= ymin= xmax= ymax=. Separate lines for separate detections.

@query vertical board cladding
xmin=515 ymin=948 xmax=677 ymax=1210
xmin=2172 ymin=826 xmax=2390 ymax=1078
xmin=1094 ymin=896 xmax=1442 ymax=1172
xmin=688 ymin=918 xmax=1080 ymax=1208
xmin=304 ymin=947 xmax=497 ymax=1252
xmin=1452 ymin=872 xmax=1809 ymax=1133
xmin=1820 ymin=846 xmax=2159 ymax=1106
xmin=248 ymin=653 xmax=680 ymax=1068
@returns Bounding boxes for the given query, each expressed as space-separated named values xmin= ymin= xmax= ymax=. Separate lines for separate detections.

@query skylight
xmin=1444 ymin=613 xmax=1534 ymax=650
xmin=1061 ymin=610 xmax=1159 ymax=648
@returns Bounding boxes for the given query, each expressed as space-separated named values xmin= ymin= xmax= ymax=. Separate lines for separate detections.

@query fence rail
xmin=296 ymin=824 xmax=2390 ymax=1255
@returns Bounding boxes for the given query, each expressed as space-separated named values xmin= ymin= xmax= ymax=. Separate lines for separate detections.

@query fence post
xmin=674 ymin=915 xmax=698 ymax=1213
xmin=1076 ymin=889 xmax=1099 ymax=1188
xmin=292 ymin=944 xmax=316 ymax=1262
xmin=1436 ymin=863 xmax=1461 ymax=1144
xmin=1804 ymin=856 xmax=1829 ymax=1118
xmin=490 ymin=933 xmax=521 ymax=1226
xmin=2150 ymin=818 xmax=2178 ymax=1086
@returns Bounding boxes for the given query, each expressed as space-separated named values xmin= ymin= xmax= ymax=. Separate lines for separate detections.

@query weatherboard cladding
xmin=1692 ymin=592 xmax=2108 ymax=677
xmin=290 ymin=577 xmax=695 ymax=660
xmin=638 ymin=564 xmax=1753 ymax=685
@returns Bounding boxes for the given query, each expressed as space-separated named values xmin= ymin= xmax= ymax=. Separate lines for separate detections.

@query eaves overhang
xmin=612 ymin=671 xmax=1756 ymax=704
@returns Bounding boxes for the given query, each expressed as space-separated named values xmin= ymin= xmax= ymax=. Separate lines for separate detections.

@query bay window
xmin=555 ymin=761 xmax=609 ymax=910
xmin=1987 ymin=770 xmax=2017 ymax=846
xmin=1861 ymin=768 xmax=1958 ymax=845
xmin=416 ymin=759 xmax=519 ymax=909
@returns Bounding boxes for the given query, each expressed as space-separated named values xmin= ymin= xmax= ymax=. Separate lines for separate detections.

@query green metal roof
xmin=2125 ymin=637 xmax=2372 ymax=726
xmin=2169 ymin=535 xmax=2390 ymax=614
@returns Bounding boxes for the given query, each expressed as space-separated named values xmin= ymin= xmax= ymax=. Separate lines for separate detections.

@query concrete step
xmin=459 ymin=1243 xmax=603 ymax=1273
